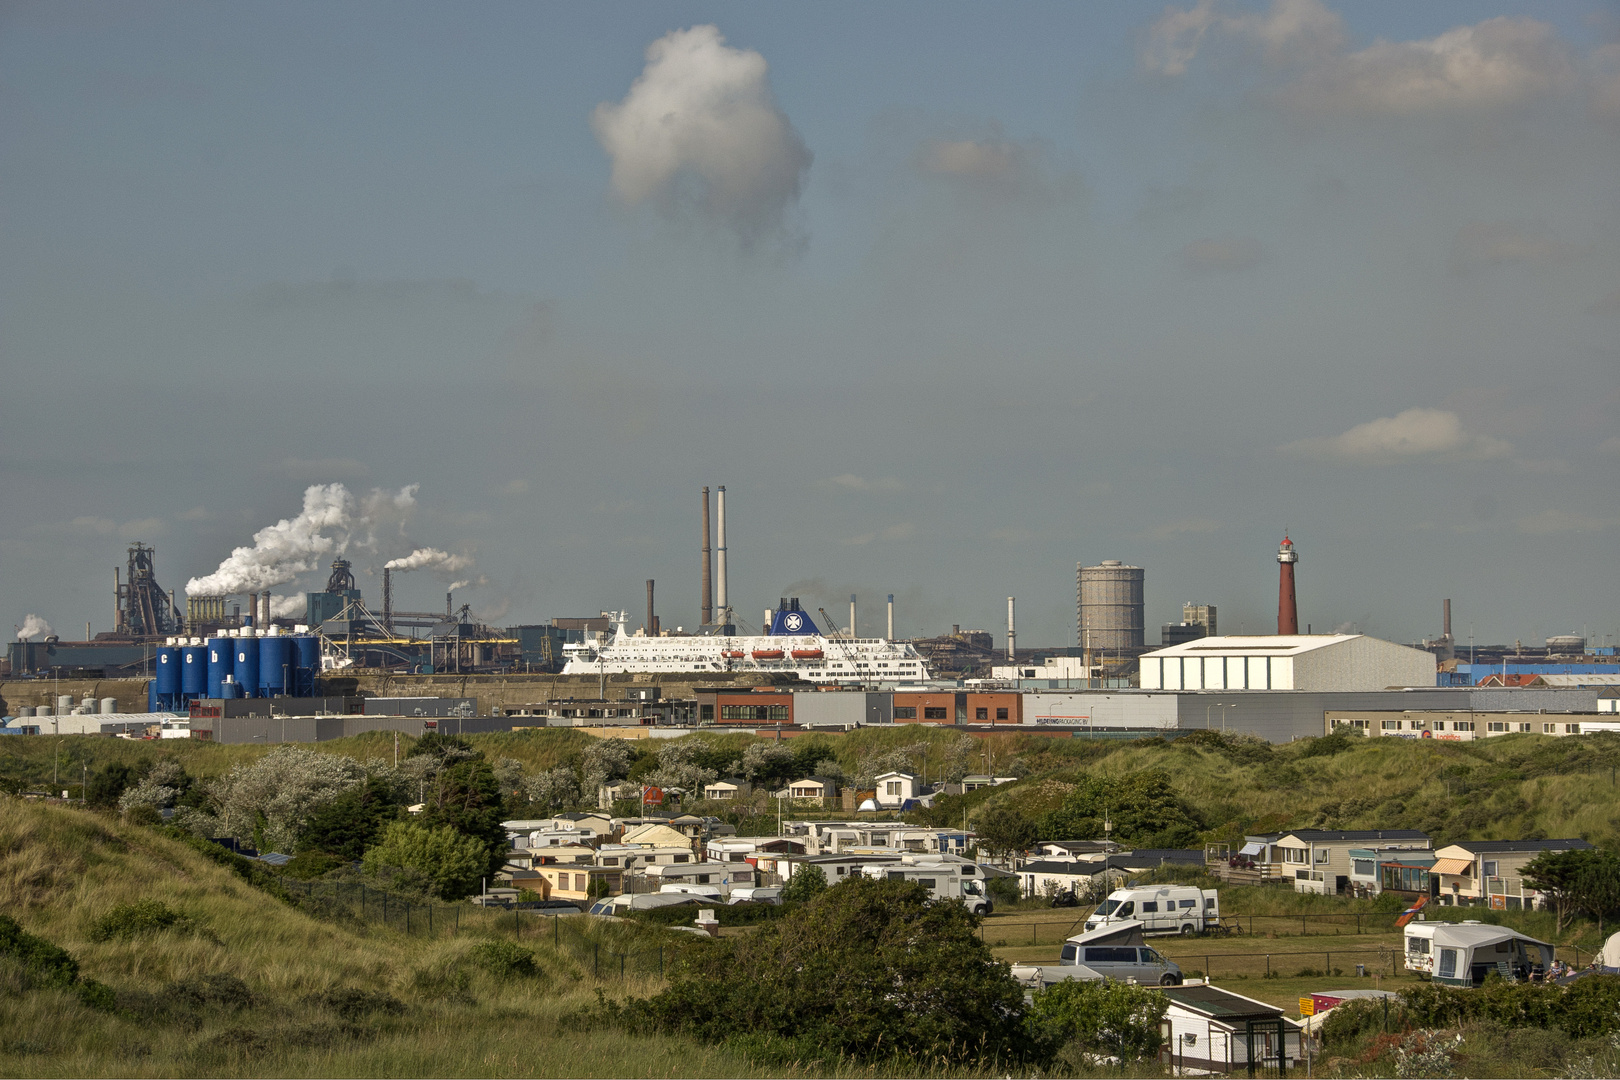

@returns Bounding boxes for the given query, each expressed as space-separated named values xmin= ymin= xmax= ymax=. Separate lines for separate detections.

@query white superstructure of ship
xmin=560 ymin=598 xmax=931 ymax=683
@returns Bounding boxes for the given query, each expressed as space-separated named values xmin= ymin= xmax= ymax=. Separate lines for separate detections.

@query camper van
xmin=859 ymin=860 xmax=992 ymax=915
xmin=1010 ymin=920 xmax=1184 ymax=988
xmin=1084 ymin=886 xmax=1218 ymax=936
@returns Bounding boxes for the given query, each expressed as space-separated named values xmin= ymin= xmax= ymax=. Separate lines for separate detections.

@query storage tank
xmin=81 ymin=696 xmax=96 ymax=711
xmin=1547 ymin=635 xmax=1586 ymax=654
xmin=16 ymin=707 xmax=34 ymax=718
xmin=57 ymin=694 xmax=75 ymax=712
xmin=100 ymin=697 xmax=118 ymax=715
xmin=36 ymin=706 xmax=52 ymax=717
xmin=233 ymin=639 xmax=260 ymax=699
xmin=1077 ymin=560 xmax=1146 ymax=651
xmin=220 ymin=680 xmax=239 ymax=700
xmin=155 ymin=645 xmax=181 ymax=703
xmin=181 ymin=642 xmax=207 ymax=699
xmin=293 ymin=634 xmax=320 ymax=697
xmin=259 ymin=633 xmax=290 ymax=697
xmin=206 ymin=636 xmax=230 ymax=698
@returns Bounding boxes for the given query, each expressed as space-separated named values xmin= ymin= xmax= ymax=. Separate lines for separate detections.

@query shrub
xmin=309 ymin=987 xmax=406 ymax=1021
xmin=168 ymin=973 xmax=256 ymax=1011
xmin=361 ymin=821 xmax=489 ymax=900
xmin=468 ymin=940 xmax=538 ymax=978
xmin=781 ymin=864 xmax=827 ymax=903
xmin=0 ymin=915 xmax=116 ymax=1012
xmin=1028 ymin=979 xmax=1167 ymax=1064
xmin=281 ymin=850 xmax=344 ymax=880
xmin=87 ymin=899 xmax=196 ymax=942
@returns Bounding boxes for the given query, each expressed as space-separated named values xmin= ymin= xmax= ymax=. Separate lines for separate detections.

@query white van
xmin=1083 ymin=886 xmax=1218 ymax=936
xmin=859 ymin=860 xmax=992 ymax=916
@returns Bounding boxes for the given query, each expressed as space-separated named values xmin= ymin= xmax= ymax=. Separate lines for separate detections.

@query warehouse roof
xmin=1142 ymin=635 xmax=1360 ymax=658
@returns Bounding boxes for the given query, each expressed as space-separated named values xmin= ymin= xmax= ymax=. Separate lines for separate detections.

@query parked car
xmin=1010 ymin=920 xmax=1184 ymax=988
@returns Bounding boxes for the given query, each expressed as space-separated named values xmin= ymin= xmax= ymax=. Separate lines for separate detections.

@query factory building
xmin=1139 ymin=634 xmax=1435 ymax=693
xmin=1077 ymin=560 xmax=1145 ymax=651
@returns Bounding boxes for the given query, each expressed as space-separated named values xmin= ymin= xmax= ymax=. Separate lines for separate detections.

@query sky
xmin=3 ymin=0 xmax=1618 ymax=650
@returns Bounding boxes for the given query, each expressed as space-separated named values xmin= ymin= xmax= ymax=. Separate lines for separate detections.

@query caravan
xmin=1084 ymin=885 xmax=1219 ymax=936
xmin=859 ymin=859 xmax=992 ymax=915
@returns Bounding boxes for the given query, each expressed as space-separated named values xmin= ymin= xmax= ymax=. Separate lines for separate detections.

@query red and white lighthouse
xmin=1277 ymin=535 xmax=1299 ymax=636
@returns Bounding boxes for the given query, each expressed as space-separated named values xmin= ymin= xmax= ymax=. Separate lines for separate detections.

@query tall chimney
xmin=1443 ymin=598 xmax=1452 ymax=640
xmin=647 ymin=579 xmax=656 ymax=637
xmin=262 ymin=591 xmax=271 ymax=627
xmin=1277 ymin=536 xmax=1299 ymax=635
xmin=248 ymin=593 xmax=258 ymax=628
xmin=700 ymin=487 xmax=713 ymax=626
xmin=383 ymin=568 xmax=393 ymax=632
xmin=446 ymin=590 xmax=452 ymax=618
xmin=1007 ymin=597 xmax=1016 ymax=660
xmin=887 ymin=594 xmax=894 ymax=640
xmin=850 ymin=594 xmax=857 ymax=641
xmin=715 ymin=486 xmax=728 ymax=623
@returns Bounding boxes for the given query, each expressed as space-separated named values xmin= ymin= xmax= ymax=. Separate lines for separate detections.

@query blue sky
xmin=4 ymin=1 xmax=1617 ymax=648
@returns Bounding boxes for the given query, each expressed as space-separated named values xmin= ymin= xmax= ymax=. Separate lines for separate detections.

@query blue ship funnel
xmin=769 ymin=597 xmax=820 ymax=636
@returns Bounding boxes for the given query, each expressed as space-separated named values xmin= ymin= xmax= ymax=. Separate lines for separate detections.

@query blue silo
xmin=293 ymin=634 xmax=320 ymax=697
xmin=234 ymin=637 xmax=260 ymax=699
xmin=181 ymin=642 xmax=207 ymax=700
xmin=259 ymin=635 xmax=290 ymax=697
xmin=155 ymin=645 xmax=181 ymax=708
xmin=220 ymin=679 xmax=240 ymax=699
xmin=206 ymin=637 xmax=230 ymax=699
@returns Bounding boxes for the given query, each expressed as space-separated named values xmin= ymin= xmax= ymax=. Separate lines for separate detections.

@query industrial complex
xmin=6 ymin=486 xmax=1616 ymax=745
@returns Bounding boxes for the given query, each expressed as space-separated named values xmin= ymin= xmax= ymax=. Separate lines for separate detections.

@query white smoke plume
xmin=446 ymin=580 xmax=471 ymax=593
xmin=17 ymin=614 xmax=53 ymax=640
xmin=385 ymin=548 xmax=471 ymax=573
xmin=185 ymin=483 xmax=420 ymax=596
xmin=592 ymin=25 xmax=812 ymax=245
xmin=269 ymin=595 xmax=306 ymax=620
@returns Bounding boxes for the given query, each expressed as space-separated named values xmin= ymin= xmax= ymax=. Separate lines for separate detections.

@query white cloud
xmin=592 ymin=25 xmax=811 ymax=245
xmin=1451 ymin=222 xmax=1580 ymax=275
xmin=1181 ymin=236 xmax=1265 ymax=274
xmin=1283 ymin=408 xmax=1513 ymax=463
xmin=1147 ymin=2 xmax=1578 ymax=115
xmin=817 ymin=474 xmax=903 ymax=492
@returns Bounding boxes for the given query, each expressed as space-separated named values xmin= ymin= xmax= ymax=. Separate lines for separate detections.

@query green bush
xmin=468 ymin=940 xmax=538 ymax=979
xmin=986 ymin=875 xmax=1023 ymax=907
xmin=629 ymin=900 xmax=784 ymax=927
xmin=281 ymin=850 xmax=344 ymax=880
xmin=87 ymin=899 xmax=196 ymax=942
xmin=308 ymin=987 xmax=406 ymax=1020
xmin=1397 ymin=975 xmax=1620 ymax=1039
xmin=361 ymin=821 xmax=489 ymax=900
xmin=1028 ymin=979 xmax=1167 ymax=1064
xmin=780 ymin=864 xmax=827 ymax=903
xmin=0 ymin=915 xmax=116 ymax=1012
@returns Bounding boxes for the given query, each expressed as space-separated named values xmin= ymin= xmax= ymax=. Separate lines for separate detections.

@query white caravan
xmin=859 ymin=859 xmax=992 ymax=916
xmin=1083 ymin=885 xmax=1219 ymax=936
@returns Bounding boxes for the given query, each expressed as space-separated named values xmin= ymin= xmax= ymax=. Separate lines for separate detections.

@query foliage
xmin=0 ymin=914 xmax=116 ymax=1011
xmin=85 ymin=763 xmax=136 ymax=809
xmin=1523 ymin=849 xmax=1620 ymax=933
xmin=629 ymin=900 xmax=785 ymax=927
xmin=406 ymin=732 xmax=477 ymax=762
xmin=580 ymin=738 xmax=635 ymax=793
xmin=738 ymin=742 xmax=795 ymax=786
xmin=157 ymin=826 xmax=299 ymax=904
xmin=974 ymin=804 xmax=1037 ymax=861
xmin=1395 ymin=975 xmax=1620 ymax=1039
xmin=780 ymin=863 xmax=827 ymax=904
xmin=1039 ymin=768 xmax=1204 ymax=847
xmin=281 ymin=850 xmax=344 ymax=879
xmin=467 ymin=940 xmax=538 ymax=979
xmin=117 ymin=758 xmax=189 ymax=815
xmin=986 ymin=875 xmax=1023 ymax=907
xmin=195 ymin=746 xmax=368 ymax=853
xmin=86 ymin=900 xmax=197 ymax=942
xmin=362 ymin=821 xmax=489 ymax=899
xmin=602 ymin=877 xmax=1038 ymax=1067
xmin=525 ymin=765 xmax=582 ymax=813
xmin=298 ymin=774 xmax=406 ymax=861
xmin=643 ymin=738 xmax=723 ymax=792
xmin=1027 ymin=978 xmax=1167 ymax=1064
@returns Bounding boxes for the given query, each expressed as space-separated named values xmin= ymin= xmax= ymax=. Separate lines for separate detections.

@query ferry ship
xmin=560 ymin=598 xmax=931 ymax=683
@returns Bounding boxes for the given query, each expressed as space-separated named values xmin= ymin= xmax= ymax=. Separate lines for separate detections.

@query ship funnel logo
xmin=783 ymin=612 xmax=804 ymax=632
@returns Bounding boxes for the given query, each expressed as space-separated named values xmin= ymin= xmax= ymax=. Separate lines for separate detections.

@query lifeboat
xmin=723 ymin=650 xmax=745 ymax=659
xmin=751 ymin=649 xmax=785 ymax=660
xmin=790 ymin=649 xmax=824 ymax=660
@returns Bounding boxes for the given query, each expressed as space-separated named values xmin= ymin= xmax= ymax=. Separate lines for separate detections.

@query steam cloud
xmin=385 ymin=548 xmax=471 ymax=573
xmin=592 ymin=25 xmax=812 ymax=245
xmin=269 ymin=595 xmax=307 ymax=619
xmin=446 ymin=580 xmax=471 ymax=592
xmin=17 ymin=614 xmax=53 ymax=641
xmin=185 ymin=483 xmax=421 ymax=596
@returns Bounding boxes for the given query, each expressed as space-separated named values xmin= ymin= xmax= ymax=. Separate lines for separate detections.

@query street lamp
xmin=1222 ymin=704 xmax=1237 ymax=733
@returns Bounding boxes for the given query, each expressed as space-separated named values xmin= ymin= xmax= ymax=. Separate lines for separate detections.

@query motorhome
xmin=859 ymin=859 xmax=992 ymax=915
xmin=1083 ymin=885 xmax=1219 ymax=936
xmin=1010 ymin=920 xmax=1184 ymax=988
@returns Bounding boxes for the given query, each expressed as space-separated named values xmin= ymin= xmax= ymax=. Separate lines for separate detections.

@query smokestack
xmin=262 ymin=591 xmax=271 ymax=627
xmin=850 ymin=594 xmax=857 ymax=641
xmin=715 ymin=486 xmax=728 ymax=623
xmin=1277 ymin=536 xmax=1299 ymax=635
xmin=248 ymin=593 xmax=258 ymax=629
xmin=383 ymin=568 xmax=393 ymax=632
xmin=887 ymin=594 xmax=894 ymax=640
xmin=647 ymin=579 xmax=655 ymax=637
xmin=1443 ymin=598 xmax=1452 ymax=640
xmin=446 ymin=590 xmax=452 ymax=618
xmin=1008 ymin=597 xmax=1016 ymax=660
xmin=700 ymin=487 xmax=712 ymax=626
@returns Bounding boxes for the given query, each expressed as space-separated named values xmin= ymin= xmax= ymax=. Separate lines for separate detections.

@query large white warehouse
xmin=1139 ymin=634 xmax=1435 ymax=693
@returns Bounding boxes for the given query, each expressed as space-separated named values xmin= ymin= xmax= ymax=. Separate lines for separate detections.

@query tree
xmin=975 ymin=805 xmax=1038 ymax=864
xmin=645 ymin=738 xmax=720 ymax=793
xmin=525 ymin=765 xmax=582 ymax=813
xmin=417 ymin=756 xmax=507 ymax=874
xmin=781 ymin=863 xmax=828 ymax=904
xmin=118 ymin=759 xmax=189 ymax=817
xmin=298 ymin=775 xmax=405 ymax=862
xmin=1524 ymin=849 xmax=1597 ymax=933
xmin=1028 ymin=979 xmax=1168 ymax=1065
xmin=614 ymin=877 xmax=1041 ymax=1067
xmin=362 ymin=821 xmax=488 ymax=899
xmin=85 ymin=763 xmax=136 ymax=809
xmin=1039 ymin=770 xmax=1203 ymax=847
xmin=196 ymin=746 xmax=367 ymax=853
xmin=581 ymin=738 xmax=635 ymax=793
xmin=739 ymin=742 xmax=795 ymax=786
